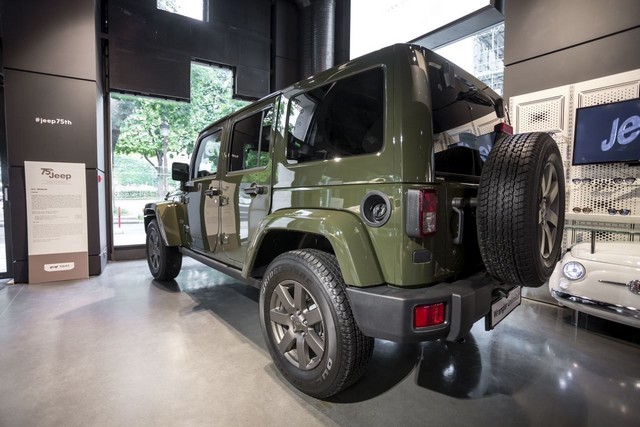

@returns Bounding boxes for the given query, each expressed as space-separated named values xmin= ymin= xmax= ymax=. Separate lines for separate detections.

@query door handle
xmin=204 ymin=188 xmax=220 ymax=198
xmin=244 ymin=183 xmax=267 ymax=196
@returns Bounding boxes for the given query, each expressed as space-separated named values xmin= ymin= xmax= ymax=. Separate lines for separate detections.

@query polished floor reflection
xmin=1 ymin=258 xmax=639 ymax=426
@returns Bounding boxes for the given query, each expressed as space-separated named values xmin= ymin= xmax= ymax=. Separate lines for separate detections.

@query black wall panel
xmin=273 ymin=0 xmax=300 ymax=90
xmin=1 ymin=0 xmax=106 ymax=280
xmin=504 ymin=27 xmax=640 ymax=98
xmin=109 ymin=40 xmax=191 ymax=99
xmin=8 ymin=166 xmax=27 ymax=282
xmin=109 ymin=0 xmax=272 ymax=99
xmin=4 ymin=70 xmax=99 ymax=168
xmin=334 ymin=0 xmax=351 ymax=65
xmin=504 ymin=0 xmax=640 ymax=99
xmin=505 ymin=0 xmax=640 ymax=66
xmin=1 ymin=0 xmax=97 ymax=80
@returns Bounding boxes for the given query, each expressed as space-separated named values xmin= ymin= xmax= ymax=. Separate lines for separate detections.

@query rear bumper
xmin=346 ymin=272 xmax=497 ymax=343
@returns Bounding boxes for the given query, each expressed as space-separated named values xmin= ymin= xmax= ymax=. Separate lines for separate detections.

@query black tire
xmin=259 ymin=249 xmax=374 ymax=398
xmin=146 ymin=219 xmax=182 ymax=280
xmin=477 ymin=132 xmax=565 ymax=287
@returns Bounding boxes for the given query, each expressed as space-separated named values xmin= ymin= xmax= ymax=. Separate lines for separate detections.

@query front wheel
xmin=259 ymin=249 xmax=374 ymax=398
xmin=146 ymin=219 xmax=182 ymax=280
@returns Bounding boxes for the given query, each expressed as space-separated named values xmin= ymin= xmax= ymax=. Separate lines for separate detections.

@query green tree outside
xmin=112 ymin=64 xmax=248 ymax=198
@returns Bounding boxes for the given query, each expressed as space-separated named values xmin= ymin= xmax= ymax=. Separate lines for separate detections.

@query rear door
xmin=219 ymin=99 xmax=276 ymax=266
xmin=185 ymin=128 xmax=223 ymax=253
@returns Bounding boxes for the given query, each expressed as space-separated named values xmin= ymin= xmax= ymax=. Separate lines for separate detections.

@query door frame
xmin=0 ymin=69 xmax=13 ymax=278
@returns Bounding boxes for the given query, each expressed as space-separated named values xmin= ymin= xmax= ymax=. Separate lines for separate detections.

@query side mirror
xmin=171 ymin=162 xmax=190 ymax=182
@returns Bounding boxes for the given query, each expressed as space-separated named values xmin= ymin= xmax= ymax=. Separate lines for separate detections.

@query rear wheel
xmin=477 ymin=132 xmax=565 ymax=287
xmin=259 ymin=249 xmax=374 ymax=398
xmin=146 ymin=219 xmax=182 ymax=280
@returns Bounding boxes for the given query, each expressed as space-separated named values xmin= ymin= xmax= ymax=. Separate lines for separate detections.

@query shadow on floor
xmin=186 ymin=281 xmax=265 ymax=350
xmin=164 ymin=271 xmax=639 ymax=405
xmin=328 ymin=340 xmax=421 ymax=403
xmin=566 ymin=310 xmax=640 ymax=344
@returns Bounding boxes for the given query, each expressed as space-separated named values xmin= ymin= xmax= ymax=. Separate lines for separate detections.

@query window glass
xmin=110 ymin=63 xmax=247 ymax=247
xmin=425 ymin=45 xmax=501 ymax=178
xmin=157 ymin=0 xmax=206 ymax=21
xmin=286 ymin=68 xmax=385 ymax=163
xmin=229 ymin=107 xmax=273 ymax=172
xmin=435 ymin=23 xmax=504 ymax=95
xmin=193 ymin=130 xmax=222 ymax=178
xmin=350 ymin=0 xmax=488 ymax=58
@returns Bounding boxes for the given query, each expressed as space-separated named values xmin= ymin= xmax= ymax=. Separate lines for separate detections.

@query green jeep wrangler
xmin=144 ymin=44 xmax=565 ymax=398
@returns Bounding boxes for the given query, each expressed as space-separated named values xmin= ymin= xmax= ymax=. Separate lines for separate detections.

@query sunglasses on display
xmin=572 ymin=207 xmax=593 ymax=213
xmin=607 ymin=208 xmax=631 ymax=216
xmin=571 ymin=178 xmax=592 ymax=184
xmin=612 ymin=177 xmax=636 ymax=184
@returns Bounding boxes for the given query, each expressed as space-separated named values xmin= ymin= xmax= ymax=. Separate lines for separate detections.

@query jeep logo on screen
xmin=573 ymin=98 xmax=640 ymax=165
xmin=601 ymin=115 xmax=640 ymax=151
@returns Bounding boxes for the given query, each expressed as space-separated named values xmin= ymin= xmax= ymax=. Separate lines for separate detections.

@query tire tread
xmin=477 ymin=132 xmax=564 ymax=287
xmin=264 ymin=249 xmax=374 ymax=398
xmin=146 ymin=219 xmax=182 ymax=281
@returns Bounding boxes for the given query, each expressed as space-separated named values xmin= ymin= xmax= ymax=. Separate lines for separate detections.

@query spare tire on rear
xmin=477 ymin=132 xmax=565 ymax=287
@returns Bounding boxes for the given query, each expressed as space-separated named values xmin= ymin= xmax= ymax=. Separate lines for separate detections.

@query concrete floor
xmin=1 ymin=259 xmax=639 ymax=427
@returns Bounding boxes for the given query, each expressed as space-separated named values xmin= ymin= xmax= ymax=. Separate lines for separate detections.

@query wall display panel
xmin=510 ymin=70 xmax=640 ymax=248
xmin=514 ymin=88 xmax=570 ymax=136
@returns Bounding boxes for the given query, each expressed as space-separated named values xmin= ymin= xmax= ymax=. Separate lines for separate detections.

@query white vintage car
xmin=549 ymin=241 xmax=640 ymax=328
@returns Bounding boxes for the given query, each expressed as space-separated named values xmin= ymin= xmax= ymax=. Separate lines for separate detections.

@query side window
xmin=193 ymin=130 xmax=222 ymax=178
xmin=229 ymin=107 xmax=273 ymax=172
xmin=286 ymin=68 xmax=385 ymax=163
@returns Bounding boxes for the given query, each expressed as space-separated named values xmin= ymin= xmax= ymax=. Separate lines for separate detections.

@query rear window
xmin=426 ymin=58 xmax=502 ymax=177
xmin=286 ymin=68 xmax=385 ymax=163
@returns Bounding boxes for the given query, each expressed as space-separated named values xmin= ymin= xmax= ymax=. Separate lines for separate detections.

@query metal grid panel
xmin=568 ymin=170 xmax=640 ymax=217
xmin=577 ymin=81 xmax=640 ymax=108
xmin=510 ymin=70 xmax=640 ymax=249
xmin=570 ymin=74 xmax=640 ymax=221
xmin=571 ymin=221 xmax=635 ymax=243
xmin=515 ymin=95 xmax=566 ymax=134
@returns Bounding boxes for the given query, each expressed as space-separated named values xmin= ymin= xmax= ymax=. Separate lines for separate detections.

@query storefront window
xmin=350 ymin=0 xmax=489 ymax=59
xmin=435 ymin=23 xmax=505 ymax=95
xmin=110 ymin=63 xmax=247 ymax=246
xmin=157 ymin=0 xmax=206 ymax=21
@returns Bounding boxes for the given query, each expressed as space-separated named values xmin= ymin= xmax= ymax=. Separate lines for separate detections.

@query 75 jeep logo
xmin=41 ymin=168 xmax=72 ymax=180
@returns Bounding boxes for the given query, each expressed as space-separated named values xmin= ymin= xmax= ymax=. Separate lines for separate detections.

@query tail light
xmin=406 ymin=188 xmax=438 ymax=238
xmin=495 ymin=122 xmax=513 ymax=135
xmin=414 ymin=303 xmax=446 ymax=328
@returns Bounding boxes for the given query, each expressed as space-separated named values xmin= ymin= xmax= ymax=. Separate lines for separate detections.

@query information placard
xmin=25 ymin=161 xmax=88 ymax=283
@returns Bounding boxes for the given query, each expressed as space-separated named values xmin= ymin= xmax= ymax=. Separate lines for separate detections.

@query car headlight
xmin=563 ymin=261 xmax=585 ymax=280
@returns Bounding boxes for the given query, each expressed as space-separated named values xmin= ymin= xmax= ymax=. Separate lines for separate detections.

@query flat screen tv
xmin=572 ymin=97 xmax=640 ymax=165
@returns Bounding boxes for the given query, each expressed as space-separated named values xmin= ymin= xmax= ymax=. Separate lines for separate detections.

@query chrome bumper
xmin=551 ymin=290 xmax=640 ymax=321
